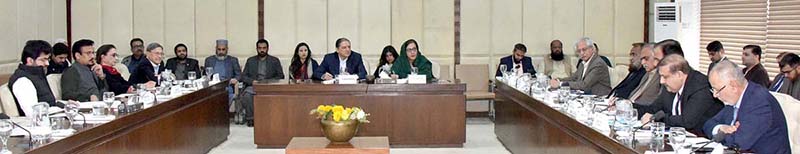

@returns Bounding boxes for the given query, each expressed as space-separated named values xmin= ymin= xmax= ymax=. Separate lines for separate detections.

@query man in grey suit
xmin=549 ymin=37 xmax=611 ymax=96
xmin=627 ymin=43 xmax=662 ymax=105
xmin=61 ymin=39 xmax=108 ymax=102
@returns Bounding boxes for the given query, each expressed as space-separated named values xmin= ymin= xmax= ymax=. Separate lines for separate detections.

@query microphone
xmin=693 ymin=130 xmax=727 ymax=153
xmin=0 ymin=113 xmax=33 ymax=145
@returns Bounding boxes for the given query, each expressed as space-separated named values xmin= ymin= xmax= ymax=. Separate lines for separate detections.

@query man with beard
xmin=706 ymin=40 xmax=729 ymax=75
xmin=61 ymin=39 xmax=108 ymax=102
xmin=10 ymin=40 xmax=64 ymax=116
xmin=47 ymin=42 xmax=71 ymax=74
xmin=543 ymin=40 xmax=573 ymax=79
xmin=495 ymin=43 xmax=536 ymax=77
xmin=204 ymin=39 xmax=241 ymax=104
xmin=165 ymin=43 xmax=201 ymax=80
xmin=239 ymin=39 xmax=284 ymax=126
xmin=122 ymin=38 xmax=147 ymax=74
xmin=740 ymin=45 xmax=770 ymax=88
xmin=607 ymin=43 xmax=647 ymax=99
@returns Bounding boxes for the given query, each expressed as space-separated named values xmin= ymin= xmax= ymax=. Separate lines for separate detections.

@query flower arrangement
xmin=310 ymin=104 xmax=370 ymax=123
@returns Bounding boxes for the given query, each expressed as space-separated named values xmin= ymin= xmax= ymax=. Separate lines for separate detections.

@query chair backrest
xmin=0 ymin=84 xmax=19 ymax=116
xmin=362 ymin=56 xmax=371 ymax=76
xmin=610 ymin=65 xmax=629 ymax=88
xmin=439 ymin=64 xmax=451 ymax=81
xmin=430 ymin=60 xmax=440 ymax=79
xmin=47 ymin=74 xmax=63 ymax=100
xmin=114 ymin=63 xmax=131 ymax=81
xmin=771 ymin=92 xmax=800 ymax=153
xmin=455 ymin=64 xmax=489 ymax=92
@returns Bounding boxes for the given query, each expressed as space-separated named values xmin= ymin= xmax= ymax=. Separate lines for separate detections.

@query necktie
xmin=772 ymin=77 xmax=785 ymax=91
xmin=730 ymin=106 xmax=739 ymax=125
xmin=673 ymin=93 xmax=683 ymax=115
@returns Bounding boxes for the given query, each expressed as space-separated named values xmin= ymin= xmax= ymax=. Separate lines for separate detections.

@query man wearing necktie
xmin=638 ymin=54 xmax=723 ymax=135
xmin=703 ymin=60 xmax=790 ymax=154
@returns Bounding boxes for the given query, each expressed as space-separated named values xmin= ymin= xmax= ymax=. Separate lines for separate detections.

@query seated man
xmin=313 ymin=38 xmax=367 ymax=80
xmin=240 ymin=39 xmax=284 ymax=126
xmin=778 ymin=53 xmax=800 ymax=99
xmin=770 ymin=52 xmax=790 ymax=92
xmin=9 ymin=40 xmax=63 ymax=116
xmin=627 ymin=43 xmax=662 ymax=105
xmin=165 ymin=43 xmax=201 ymax=80
xmin=495 ymin=43 xmax=536 ymax=77
xmin=61 ymin=39 xmax=108 ymax=102
xmin=549 ymin=37 xmax=611 ymax=96
xmin=638 ymin=54 xmax=723 ymax=134
xmin=607 ymin=43 xmax=646 ymax=99
xmin=129 ymin=43 xmax=165 ymax=86
xmin=122 ymin=38 xmax=147 ymax=74
xmin=741 ymin=45 xmax=770 ymax=88
xmin=543 ymin=40 xmax=573 ymax=79
xmin=47 ymin=42 xmax=70 ymax=74
xmin=703 ymin=60 xmax=790 ymax=153
xmin=204 ymin=39 xmax=241 ymax=103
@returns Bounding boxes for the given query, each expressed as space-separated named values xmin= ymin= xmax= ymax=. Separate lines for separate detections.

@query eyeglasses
xmin=710 ymin=84 xmax=728 ymax=96
xmin=406 ymin=47 xmax=418 ymax=52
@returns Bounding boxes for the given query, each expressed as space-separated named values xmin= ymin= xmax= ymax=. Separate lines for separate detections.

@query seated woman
xmin=391 ymin=39 xmax=434 ymax=80
xmin=96 ymin=44 xmax=133 ymax=95
xmin=288 ymin=42 xmax=319 ymax=80
xmin=373 ymin=45 xmax=398 ymax=78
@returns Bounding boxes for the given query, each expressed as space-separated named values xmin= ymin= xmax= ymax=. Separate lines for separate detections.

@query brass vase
xmin=320 ymin=119 xmax=359 ymax=143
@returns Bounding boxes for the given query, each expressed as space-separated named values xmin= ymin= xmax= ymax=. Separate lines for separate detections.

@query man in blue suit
xmin=704 ymin=60 xmax=790 ymax=154
xmin=495 ymin=43 xmax=536 ymax=77
xmin=313 ymin=38 xmax=367 ymax=80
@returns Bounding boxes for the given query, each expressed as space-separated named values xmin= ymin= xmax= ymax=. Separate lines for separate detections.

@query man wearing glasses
xmin=62 ymin=39 xmax=108 ymax=102
xmin=122 ymin=38 xmax=146 ymax=74
xmin=128 ymin=42 xmax=165 ymax=87
xmin=777 ymin=53 xmax=800 ymax=99
xmin=638 ymin=54 xmax=723 ymax=135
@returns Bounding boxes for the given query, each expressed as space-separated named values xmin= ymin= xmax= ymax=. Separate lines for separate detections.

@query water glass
xmin=92 ymin=102 xmax=105 ymax=116
xmin=499 ymin=64 xmax=508 ymax=77
xmin=205 ymin=67 xmax=214 ymax=77
xmin=0 ymin=119 xmax=12 ymax=154
xmin=669 ymin=127 xmax=688 ymax=151
xmin=651 ymin=122 xmax=666 ymax=140
xmin=30 ymin=102 xmax=52 ymax=143
xmin=103 ymin=92 xmax=115 ymax=114
xmin=411 ymin=67 xmax=419 ymax=75
xmin=188 ymin=71 xmax=197 ymax=80
xmin=64 ymin=102 xmax=79 ymax=125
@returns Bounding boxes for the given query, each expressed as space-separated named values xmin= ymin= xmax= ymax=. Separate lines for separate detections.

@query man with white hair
xmin=626 ymin=43 xmax=662 ymax=105
xmin=703 ymin=60 xmax=790 ymax=153
xmin=549 ymin=37 xmax=611 ymax=96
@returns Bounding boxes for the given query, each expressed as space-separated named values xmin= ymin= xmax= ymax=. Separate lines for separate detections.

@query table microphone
xmin=693 ymin=130 xmax=727 ymax=153
xmin=0 ymin=113 xmax=33 ymax=144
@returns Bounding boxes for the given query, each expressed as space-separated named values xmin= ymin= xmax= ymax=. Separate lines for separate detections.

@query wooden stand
xmin=286 ymin=137 xmax=390 ymax=154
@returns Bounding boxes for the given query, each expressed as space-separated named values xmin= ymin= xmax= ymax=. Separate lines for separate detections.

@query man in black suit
xmin=165 ymin=43 xmax=201 ymax=80
xmin=638 ymin=54 xmax=724 ymax=135
xmin=129 ymin=42 xmax=165 ymax=86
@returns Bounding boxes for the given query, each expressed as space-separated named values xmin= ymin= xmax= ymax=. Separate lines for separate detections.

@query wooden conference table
xmin=494 ymin=81 xmax=664 ymax=154
xmin=8 ymin=81 xmax=231 ymax=154
xmin=252 ymin=80 xmax=466 ymax=148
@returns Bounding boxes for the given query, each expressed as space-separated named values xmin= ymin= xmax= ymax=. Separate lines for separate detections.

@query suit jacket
xmin=708 ymin=57 xmax=729 ymax=75
xmin=165 ymin=57 xmax=201 ymax=80
xmin=241 ymin=55 xmax=285 ymax=86
xmin=313 ymin=52 xmax=367 ymax=80
xmin=561 ymin=55 xmax=612 ymax=96
xmin=576 ymin=55 xmax=613 ymax=68
xmin=61 ymin=63 xmax=108 ymax=102
xmin=495 ymin=55 xmax=536 ymax=76
xmin=702 ymin=82 xmax=790 ymax=154
xmin=544 ymin=56 xmax=573 ymax=79
xmin=609 ymin=67 xmax=646 ymax=99
xmin=786 ymin=78 xmax=800 ymax=100
xmin=128 ymin=60 xmax=165 ymax=85
xmin=635 ymin=70 xmax=724 ymax=133
xmin=744 ymin=63 xmax=770 ymax=89
xmin=769 ymin=73 xmax=787 ymax=92
xmin=629 ymin=70 xmax=662 ymax=105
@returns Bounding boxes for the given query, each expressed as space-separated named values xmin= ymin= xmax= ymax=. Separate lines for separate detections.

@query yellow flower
xmin=342 ymin=109 xmax=352 ymax=121
xmin=332 ymin=105 xmax=344 ymax=112
xmin=333 ymin=111 xmax=342 ymax=122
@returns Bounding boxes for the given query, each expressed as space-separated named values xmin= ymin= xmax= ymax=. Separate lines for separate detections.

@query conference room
xmin=0 ymin=0 xmax=797 ymax=153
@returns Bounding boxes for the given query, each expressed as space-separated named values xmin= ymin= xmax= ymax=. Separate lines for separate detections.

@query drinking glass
xmin=188 ymin=71 xmax=197 ymax=80
xmin=411 ymin=67 xmax=419 ymax=75
xmin=205 ymin=67 xmax=214 ymax=77
xmin=103 ymin=92 xmax=115 ymax=115
xmin=499 ymin=64 xmax=508 ymax=77
xmin=0 ymin=119 xmax=12 ymax=154
xmin=64 ymin=102 xmax=79 ymax=125
xmin=651 ymin=122 xmax=666 ymax=140
xmin=669 ymin=127 xmax=687 ymax=151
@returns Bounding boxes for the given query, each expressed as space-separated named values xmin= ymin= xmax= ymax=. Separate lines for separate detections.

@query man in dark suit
xmin=741 ymin=45 xmax=770 ymax=88
xmin=706 ymin=40 xmax=729 ymax=75
xmin=703 ymin=60 xmax=790 ymax=154
xmin=770 ymin=52 xmax=791 ymax=92
xmin=313 ymin=38 xmax=367 ymax=80
xmin=608 ymin=43 xmax=646 ymax=99
xmin=638 ymin=54 xmax=723 ymax=134
xmin=549 ymin=37 xmax=611 ymax=96
xmin=495 ymin=43 xmax=536 ymax=77
xmin=129 ymin=43 xmax=165 ymax=86
xmin=165 ymin=43 xmax=200 ymax=80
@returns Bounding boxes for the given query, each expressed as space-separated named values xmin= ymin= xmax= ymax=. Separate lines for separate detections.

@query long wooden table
xmin=9 ymin=81 xmax=231 ymax=154
xmin=253 ymin=80 xmax=466 ymax=148
xmin=494 ymin=81 xmax=655 ymax=154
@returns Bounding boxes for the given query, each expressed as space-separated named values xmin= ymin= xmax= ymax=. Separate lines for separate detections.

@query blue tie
xmin=772 ymin=77 xmax=785 ymax=91
xmin=730 ymin=106 xmax=739 ymax=125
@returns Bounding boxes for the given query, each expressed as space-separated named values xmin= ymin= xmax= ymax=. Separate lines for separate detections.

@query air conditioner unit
xmin=653 ymin=2 xmax=679 ymax=42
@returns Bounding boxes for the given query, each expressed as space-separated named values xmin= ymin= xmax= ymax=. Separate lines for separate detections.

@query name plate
xmin=338 ymin=75 xmax=359 ymax=84
xmin=408 ymin=75 xmax=426 ymax=84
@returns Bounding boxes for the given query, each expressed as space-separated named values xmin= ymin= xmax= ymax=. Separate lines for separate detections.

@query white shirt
xmin=11 ymin=77 xmax=39 ymax=116
xmin=150 ymin=60 xmax=160 ymax=74
xmin=550 ymin=60 xmax=569 ymax=79
xmin=339 ymin=56 xmax=348 ymax=75
xmin=712 ymin=83 xmax=748 ymax=136
xmin=581 ymin=56 xmax=593 ymax=79
xmin=672 ymin=85 xmax=686 ymax=115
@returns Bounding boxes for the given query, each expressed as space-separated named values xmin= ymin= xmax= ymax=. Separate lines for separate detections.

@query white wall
xmin=0 ymin=0 xmax=67 ymax=73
